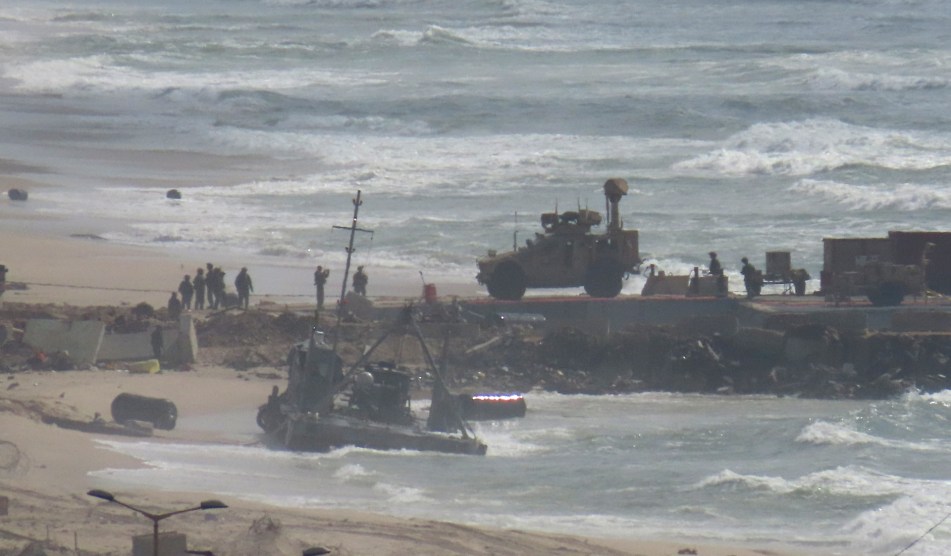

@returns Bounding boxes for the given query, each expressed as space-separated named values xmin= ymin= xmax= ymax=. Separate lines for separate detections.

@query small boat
xmin=257 ymin=325 xmax=486 ymax=456
xmin=256 ymin=191 xmax=487 ymax=456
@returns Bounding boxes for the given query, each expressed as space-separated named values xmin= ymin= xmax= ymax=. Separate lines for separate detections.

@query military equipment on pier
xmin=477 ymin=178 xmax=641 ymax=300
xmin=821 ymin=232 xmax=949 ymax=306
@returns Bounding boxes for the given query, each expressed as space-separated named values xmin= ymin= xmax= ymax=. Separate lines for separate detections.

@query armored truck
xmin=476 ymin=178 xmax=641 ymax=300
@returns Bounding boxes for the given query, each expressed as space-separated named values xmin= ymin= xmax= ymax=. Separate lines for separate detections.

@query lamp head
xmin=199 ymin=500 xmax=228 ymax=510
xmin=87 ymin=489 xmax=115 ymax=502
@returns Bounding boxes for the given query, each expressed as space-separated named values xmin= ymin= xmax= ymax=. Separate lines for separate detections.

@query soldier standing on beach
xmin=352 ymin=266 xmax=368 ymax=296
xmin=193 ymin=268 xmax=206 ymax=310
xmin=205 ymin=263 xmax=217 ymax=309
xmin=0 ymin=264 xmax=7 ymax=299
xmin=314 ymin=265 xmax=330 ymax=308
xmin=167 ymin=292 xmax=182 ymax=321
xmin=214 ymin=267 xmax=227 ymax=308
xmin=235 ymin=267 xmax=253 ymax=310
xmin=178 ymin=274 xmax=194 ymax=310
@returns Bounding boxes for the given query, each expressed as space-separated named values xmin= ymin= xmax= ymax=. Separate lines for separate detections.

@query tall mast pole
xmin=331 ymin=190 xmax=373 ymax=355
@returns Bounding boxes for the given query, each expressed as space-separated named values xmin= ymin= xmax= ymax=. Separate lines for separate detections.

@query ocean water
xmin=3 ymin=0 xmax=951 ymax=552
xmin=92 ymin=390 xmax=951 ymax=555
xmin=3 ymin=0 xmax=951 ymax=293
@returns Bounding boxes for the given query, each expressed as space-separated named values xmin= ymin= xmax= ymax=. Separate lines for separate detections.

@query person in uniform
xmin=193 ymin=268 xmax=206 ymax=310
xmin=707 ymin=252 xmax=726 ymax=296
xmin=167 ymin=292 xmax=182 ymax=321
xmin=234 ymin=267 xmax=254 ymax=310
xmin=178 ymin=274 xmax=194 ymax=310
xmin=352 ymin=266 xmax=368 ymax=296
xmin=314 ymin=265 xmax=330 ymax=308
xmin=740 ymin=257 xmax=760 ymax=299
xmin=204 ymin=263 xmax=217 ymax=309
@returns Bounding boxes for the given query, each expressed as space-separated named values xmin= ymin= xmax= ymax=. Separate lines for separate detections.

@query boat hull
xmin=276 ymin=413 xmax=487 ymax=456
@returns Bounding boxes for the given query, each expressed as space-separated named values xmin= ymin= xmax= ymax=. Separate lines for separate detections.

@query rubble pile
xmin=195 ymin=310 xmax=312 ymax=347
xmin=2 ymin=300 xmax=951 ymax=400
xmin=456 ymin=323 xmax=951 ymax=399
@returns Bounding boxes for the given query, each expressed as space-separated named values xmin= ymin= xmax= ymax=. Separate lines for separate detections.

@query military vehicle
xmin=477 ymin=178 xmax=641 ymax=300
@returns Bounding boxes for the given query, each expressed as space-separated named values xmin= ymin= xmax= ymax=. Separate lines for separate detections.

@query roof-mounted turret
xmin=603 ymin=178 xmax=628 ymax=231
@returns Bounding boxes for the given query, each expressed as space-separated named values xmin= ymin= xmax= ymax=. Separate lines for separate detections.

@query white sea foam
xmin=796 ymin=420 xmax=948 ymax=453
xmin=790 ymin=179 xmax=951 ymax=211
xmin=906 ymin=389 xmax=951 ymax=407
xmin=796 ymin=420 xmax=892 ymax=447
xmin=372 ymin=481 xmax=430 ymax=504
xmin=674 ymin=119 xmax=951 ymax=177
xmin=695 ymin=465 xmax=910 ymax=498
xmin=843 ymin=491 xmax=951 ymax=556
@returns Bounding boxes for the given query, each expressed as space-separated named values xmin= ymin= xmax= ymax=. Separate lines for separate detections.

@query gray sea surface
xmin=3 ymin=1 xmax=951 ymax=552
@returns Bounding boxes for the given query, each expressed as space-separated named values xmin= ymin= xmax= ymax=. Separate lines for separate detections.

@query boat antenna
xmin=331 ymin=190 xmax=374 ymax=355
xmin=512 ymin=211 xmax=518 ymax=251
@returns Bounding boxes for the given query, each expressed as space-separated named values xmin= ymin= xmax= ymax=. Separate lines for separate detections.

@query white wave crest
xmin=674 ymin=119 xmax=951 ymax=177
xmin=807 ymin=67 xmax=948 ymax=92
xmin=789 ymin=179 xmax=951 ymax=211
xmin=843 ymin=492 xmax=951 ymax=556
xmin=372 ymin=481 xmax=430 ymax=504
xmin=421 ymin=25 xmax=474 ymax=46
xmin=696 ymin=465 xmax=910 ymax=498
xmin=796 ymin=421 xmax=946 ymax=453
xmin=796 ymin=420 xmax=888 ymax=447
xmin=3 ymin=56 xmax=386 ymax=96
xmin=902 ymin=388 xmax=951 ymax=408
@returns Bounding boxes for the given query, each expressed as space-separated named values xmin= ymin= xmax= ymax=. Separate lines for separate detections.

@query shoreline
xmin=0 ymin=224 xmax=484 ymax=309
xmin=0 ymin=207 xmax=810 ymax=555
xmin=0 ymin=367 xmax=806 ymax=556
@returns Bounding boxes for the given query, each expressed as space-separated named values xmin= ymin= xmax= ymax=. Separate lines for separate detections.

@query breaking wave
xmin=695 ymin=466 xmax=907 ymax=498
xmin=674 ymin=119 xmax=951 ymax=177
xmin=789 ymin=179 xmax=951 ymax=211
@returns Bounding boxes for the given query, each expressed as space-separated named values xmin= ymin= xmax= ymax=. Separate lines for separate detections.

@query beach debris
xmin=131 ymin=302 xmax=155 ymax=319
xmin=7 ymin=188 xmax=28 ymax=201
xmin=0 ymin=440 xmax=22 ymax=473
xmin=110 ymin=392 xmax=177 ymax=430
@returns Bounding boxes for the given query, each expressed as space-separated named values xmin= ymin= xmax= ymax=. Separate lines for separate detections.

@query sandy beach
xmin=0 ymin=200 xmax=804 ymax=556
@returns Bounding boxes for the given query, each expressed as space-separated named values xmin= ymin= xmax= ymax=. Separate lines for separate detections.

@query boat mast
xmin=331 ymin=190 xmax=373 ymax=354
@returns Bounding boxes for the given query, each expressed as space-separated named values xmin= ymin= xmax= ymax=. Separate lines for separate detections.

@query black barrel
xmin=110 ymin=393 xmax=178 ymax=430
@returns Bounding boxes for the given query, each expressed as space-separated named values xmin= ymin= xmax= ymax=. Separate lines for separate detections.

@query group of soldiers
xmin=165 ymin=260 xmax=368 ymax=319
xmin=168 ymin=263 xmax=255 ymax=320
xmin=706 ymin=251 xmax=762 ymax=299
xmin=314 ymin=264 xmax=368 ymax=309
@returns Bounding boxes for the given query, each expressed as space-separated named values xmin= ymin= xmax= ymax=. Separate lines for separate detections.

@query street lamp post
xmin=87 ymin=489 xmax=227 ymax=556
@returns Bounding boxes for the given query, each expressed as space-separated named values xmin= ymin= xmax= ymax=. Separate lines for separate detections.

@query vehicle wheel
xmin=584 ymin=259 xmax=624 ymax=298
xmin=487 ymin=261 xmax=526 ymax=300
xmin=867 ymin=281 xmax=905 ymax=306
